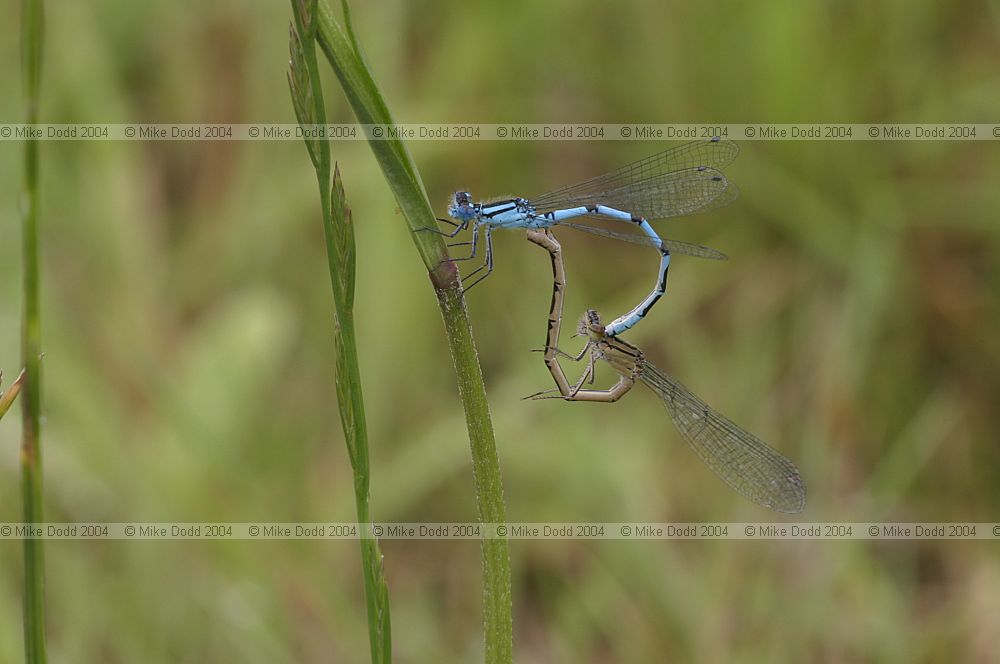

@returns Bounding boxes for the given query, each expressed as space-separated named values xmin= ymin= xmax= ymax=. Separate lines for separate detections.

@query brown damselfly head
xmin=577 ymin=309 xmax=607 ymax=340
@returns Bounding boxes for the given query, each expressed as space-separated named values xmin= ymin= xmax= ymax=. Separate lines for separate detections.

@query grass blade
xmin=0 ymin=370 xmax=26 ymax=421
xmin=315 ymin=3 xmax=512 ymax=662
xmin=20 ymin=0 xmax=47 ymax=661
xmin=289 ymin=1 xmax=392 ymax=660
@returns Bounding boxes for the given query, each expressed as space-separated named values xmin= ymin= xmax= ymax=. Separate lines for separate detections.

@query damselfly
xmin=439 ymin=137 xmax=738 ymax=336
xmin=525 ymin=229 xmax=806 ymax=514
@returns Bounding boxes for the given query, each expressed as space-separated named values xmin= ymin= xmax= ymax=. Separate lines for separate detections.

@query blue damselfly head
xmin=448 ymin=191 xmax=477 ymax=222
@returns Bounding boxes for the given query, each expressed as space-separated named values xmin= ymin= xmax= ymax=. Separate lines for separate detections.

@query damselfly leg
xmin=446 ymin=223 xmax=480 ymax=262
xmin=421 ymin=213 xmax=495 ymax=291
xmin=461 ymin=226 xmax=494 ymax=292
xmin=417 ymin=217 xmax=465 ymax=237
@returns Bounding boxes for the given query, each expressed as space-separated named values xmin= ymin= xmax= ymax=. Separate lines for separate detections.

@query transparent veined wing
xmin=638 ymin=362 xmax=806 ymax=514
xmin=536 ymin=166 xmax=738 ymax=222
xmin=552 ymin=219 xmax=728 ymax=260
xmin=532 ymin=138 xmax=739 ymax=220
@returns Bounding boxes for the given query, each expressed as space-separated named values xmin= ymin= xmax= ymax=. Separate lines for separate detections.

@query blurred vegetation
xmin=2 ymin=0 xmax=999 ymax=661
xmin=0 ymin=370 xmax=25 ymax=420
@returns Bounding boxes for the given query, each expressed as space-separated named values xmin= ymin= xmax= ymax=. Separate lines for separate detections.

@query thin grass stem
xmin=314 ymin=3 xmax=512 ymax=661
xmin=20 ymin=0 xmax=47 ymax=661
xmin=288 ymin=1 xmax=391 ymax=660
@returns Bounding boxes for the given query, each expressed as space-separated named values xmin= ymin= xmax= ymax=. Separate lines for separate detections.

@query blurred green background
xmin=2 ymin=0 xmax=1000 ymax=661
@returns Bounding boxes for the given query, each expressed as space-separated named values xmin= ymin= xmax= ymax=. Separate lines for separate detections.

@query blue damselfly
xmin=440 ymin=138 xmax=738 ymax=336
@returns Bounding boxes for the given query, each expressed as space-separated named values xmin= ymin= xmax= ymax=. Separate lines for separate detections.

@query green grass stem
xmin=20 ymin=0 xmax=47 ymax=661
xmin=314 ymin=2 xmax=512 ymax=662
xmin=288 ymin=1 xmax=391 ymax=661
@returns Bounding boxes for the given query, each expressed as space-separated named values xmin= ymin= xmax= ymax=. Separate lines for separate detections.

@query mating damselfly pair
xmin=440 ymin=138 xmax=806 ymax=514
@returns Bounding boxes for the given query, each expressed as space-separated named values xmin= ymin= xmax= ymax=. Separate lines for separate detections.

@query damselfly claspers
xmin=439 ymin=137 xmax=739 ymax=337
